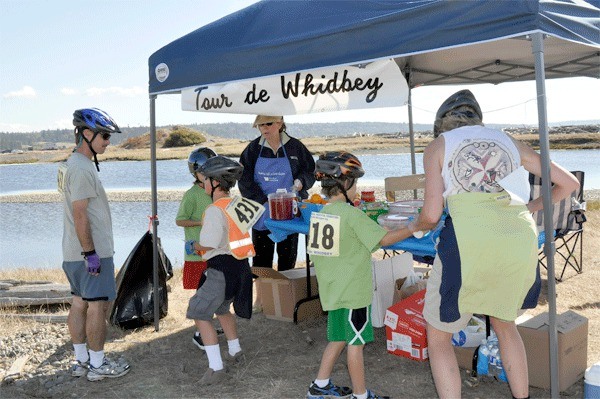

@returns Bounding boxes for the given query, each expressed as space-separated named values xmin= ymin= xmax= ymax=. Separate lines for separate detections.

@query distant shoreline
xmin=2 ymin=187 xmax=599 ymax=203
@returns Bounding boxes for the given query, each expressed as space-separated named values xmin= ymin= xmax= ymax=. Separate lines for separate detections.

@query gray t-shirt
xmin=59 ymin=152 xmax=114 ymax=261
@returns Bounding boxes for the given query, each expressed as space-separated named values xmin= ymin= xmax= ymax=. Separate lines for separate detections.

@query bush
xmin=163 ymin=126 xmax=206 ymax=148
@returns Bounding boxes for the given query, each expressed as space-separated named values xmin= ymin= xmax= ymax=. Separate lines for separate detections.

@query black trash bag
xmin=110 ymin=231 xmax=173 ymax=329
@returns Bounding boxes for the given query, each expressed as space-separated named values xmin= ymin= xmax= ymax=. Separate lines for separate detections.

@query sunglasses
xmin=100 ymin=133 xmax=112 ymax=140
xmin=258 ymin=122 xmax=275 ymax=127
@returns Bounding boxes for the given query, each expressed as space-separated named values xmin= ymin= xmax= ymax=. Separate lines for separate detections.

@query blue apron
xmin=253 ymin=139 xmax=294 ymax=231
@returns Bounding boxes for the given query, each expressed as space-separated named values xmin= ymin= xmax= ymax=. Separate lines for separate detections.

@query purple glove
xmin=83 ymin=251 xmax=101 ymax=274
xmin=185 ymin=240 xmax=197 ymax=255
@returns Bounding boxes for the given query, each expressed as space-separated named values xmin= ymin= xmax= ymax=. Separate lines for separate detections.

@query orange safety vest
xmin=209 ymin=198 xmax=256 ymax=260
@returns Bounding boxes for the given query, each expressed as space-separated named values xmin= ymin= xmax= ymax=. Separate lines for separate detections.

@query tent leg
xmin=532 ymin=32 xmax=559 ymax=399
xmin=150 ymin=95 xmax=160 ymax=332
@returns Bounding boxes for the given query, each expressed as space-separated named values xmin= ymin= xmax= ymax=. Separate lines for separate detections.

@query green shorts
xmin=327 ymin=306 xmax=374 ymax=345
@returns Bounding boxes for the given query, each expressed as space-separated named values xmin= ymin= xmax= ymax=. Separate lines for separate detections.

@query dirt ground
xmin=0 ymin=207 xmax=598 ymax=399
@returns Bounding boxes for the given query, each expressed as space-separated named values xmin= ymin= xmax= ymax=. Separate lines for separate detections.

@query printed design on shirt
xmin=448 ymin=139 xmax=514 ymax=193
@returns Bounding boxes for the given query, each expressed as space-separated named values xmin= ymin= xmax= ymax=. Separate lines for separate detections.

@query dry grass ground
xmin=0 ymin=205 xmax=598 ymax=398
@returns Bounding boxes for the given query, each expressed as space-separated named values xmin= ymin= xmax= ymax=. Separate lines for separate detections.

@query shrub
xmin=163 ymin=126 xmax=206 ymax=148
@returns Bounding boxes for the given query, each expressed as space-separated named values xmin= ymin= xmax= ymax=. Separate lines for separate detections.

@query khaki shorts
xmin=422 ymin=255 xmax=472 ymax=334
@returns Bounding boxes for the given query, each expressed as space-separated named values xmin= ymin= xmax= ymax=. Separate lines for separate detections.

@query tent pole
xmin=405 ymin=69 xmax=418 ymax=198
xmin=150 ymin=94 xmax=160 ymax=332
xmin=532 ymin=32 xmax=559 ymax=398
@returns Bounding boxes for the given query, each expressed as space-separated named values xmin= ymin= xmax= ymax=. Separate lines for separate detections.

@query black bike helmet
xmin=200 ymin=156 xmax=244 ymax=190
xmin=315 ymin=151 xmax=365 ymax=180
xmin=73 ymin=108 xmax=121 ymax=134
xmin=188 ymin=147 xmax=217 ymax=176
xmin=433 ymin=90 xmax=482 ymax=136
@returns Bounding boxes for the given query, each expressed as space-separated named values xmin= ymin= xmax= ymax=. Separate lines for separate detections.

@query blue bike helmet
xmin=72 ymin=108 xmax=121 ymax=171
xmin=73 ymin=108 xmax=121 ymax=134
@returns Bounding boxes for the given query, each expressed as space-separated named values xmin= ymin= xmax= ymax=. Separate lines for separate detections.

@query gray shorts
xmin=422 ymin=255 xmax=472 ymax=334
xmin=62 ymin=257 xmax=116 ymax=301
xmin=186 ymin=268 xmax=233 ymax=321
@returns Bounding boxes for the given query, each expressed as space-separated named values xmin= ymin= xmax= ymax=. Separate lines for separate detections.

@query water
xmin=0 ymin=150 xmax=597 ymax=270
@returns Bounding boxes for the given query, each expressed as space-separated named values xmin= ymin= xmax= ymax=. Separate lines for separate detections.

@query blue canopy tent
xmin=148 ymin=1 xmax=599 ymax=396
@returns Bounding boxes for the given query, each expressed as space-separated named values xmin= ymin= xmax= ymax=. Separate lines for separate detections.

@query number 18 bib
xmin=307 ymin=212 xmax=340 ymax=257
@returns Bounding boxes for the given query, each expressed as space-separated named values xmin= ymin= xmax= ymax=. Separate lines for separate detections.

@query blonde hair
xmin=435 ymin=112 xmax=483 ymax=137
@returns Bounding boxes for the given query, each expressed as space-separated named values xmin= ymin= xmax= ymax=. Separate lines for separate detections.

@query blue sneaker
xmin=307 ymin=380 xmax=352 ymax=398
xmin=350 ymin=389 xmax=389 ymax=399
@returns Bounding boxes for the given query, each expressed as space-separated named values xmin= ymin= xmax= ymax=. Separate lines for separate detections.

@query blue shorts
xmin=62 ymin=257 xmax=116 ymax=301
xmin=186 ymin=268 xmax=233 ymax=321
xmin=327 ymin=306 xmax=374 ymax=345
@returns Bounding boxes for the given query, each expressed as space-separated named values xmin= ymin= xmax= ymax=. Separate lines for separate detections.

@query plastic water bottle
xmin=495 ymin=352 xmax=508 ymax=383
xmin=584 ymin=362 xmax=600 ymax=398
xmin=477 ymin=339 xmax=489 ymax=377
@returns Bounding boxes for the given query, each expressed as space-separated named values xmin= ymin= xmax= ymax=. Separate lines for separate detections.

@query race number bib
xmin=57 ymin=163 xmax=67 ymax=194
xmin=307 ymin=213 xmax=340 ymax=257
xmin=225 ymin=196 xmax=265 ymax=233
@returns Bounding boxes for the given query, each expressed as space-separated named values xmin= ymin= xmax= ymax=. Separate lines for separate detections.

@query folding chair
xmin=384 ymin=173 xmax=425 ymax=202
xmin=529 ymin=171 xmax=586 ymax=281
xmin=383 ymin=174 xmax=433 ymax=264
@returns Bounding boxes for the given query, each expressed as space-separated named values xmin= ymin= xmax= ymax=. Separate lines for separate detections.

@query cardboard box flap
xmin=280 ymin=267 xmax=316 ymax=279
xmin=518 ymin=310 xmax=588 ymax=334
xmin=252 ymin=266 xmax=316 ymax=281
xmin=251 ymin=267 xmax=288 ymax=280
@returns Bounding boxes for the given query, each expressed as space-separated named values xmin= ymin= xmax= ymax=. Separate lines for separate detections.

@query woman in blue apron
xmin=239 ymin=115 xmax=316 ymax=272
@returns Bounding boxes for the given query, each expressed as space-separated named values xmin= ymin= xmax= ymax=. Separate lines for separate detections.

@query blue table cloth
xmin=264 ymin=216 xmax=547 ymax=258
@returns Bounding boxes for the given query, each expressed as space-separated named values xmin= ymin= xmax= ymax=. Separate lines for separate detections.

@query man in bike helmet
xmin=59 ymin=108 xmax=130 ymax=381
xmin=184 ymin=155 xmax=253 ymax=386
xmin=177 ymin=147 xmax=221 ymax=348
xmin=307 ymin=151 xmax=411 ymax=399
xmin=72 ymin=108 xmax=122 ymax=171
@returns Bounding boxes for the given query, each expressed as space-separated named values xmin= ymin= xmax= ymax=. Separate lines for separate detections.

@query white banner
xmin=181 ymin=59 xmax=408 ymax=115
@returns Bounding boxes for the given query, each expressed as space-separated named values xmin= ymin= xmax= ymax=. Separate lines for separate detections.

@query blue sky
xmin=1 ymin=0 xmax=598 ymax=133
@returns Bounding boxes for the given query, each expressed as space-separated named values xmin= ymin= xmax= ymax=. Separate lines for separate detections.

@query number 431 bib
xmin=307 ymin=213 xmax=340 ymax=257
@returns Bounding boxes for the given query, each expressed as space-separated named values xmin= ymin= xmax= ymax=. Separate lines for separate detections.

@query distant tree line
xmin=2 ymin=120 xmax=596 ymax=152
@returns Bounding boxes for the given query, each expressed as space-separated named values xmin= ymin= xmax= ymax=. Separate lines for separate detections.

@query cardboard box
xmin=517 ymin=310 xmax=588 ymax=391
xmin=384 ymin=289 xmax=428 ymax=361
xmin=371 ymin=253 xmax=413 ymax=327
xmin=454 ymin=345 xmax=478 ymax=372
xmin=253 ymin=267 xmax=322 ymax=322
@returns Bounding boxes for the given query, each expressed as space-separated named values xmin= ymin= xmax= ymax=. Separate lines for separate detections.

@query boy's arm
xmin=379 ymin=226 xmax=412 ymax=247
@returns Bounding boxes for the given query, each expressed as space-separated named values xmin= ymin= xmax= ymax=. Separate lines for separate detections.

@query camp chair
xmin=529 ymin=171 xmax=586 ymax=281
xmin=383 ymin=174 xmax=432 ymax=264
xmin=384 ymin=173 xmax=426 ymax=202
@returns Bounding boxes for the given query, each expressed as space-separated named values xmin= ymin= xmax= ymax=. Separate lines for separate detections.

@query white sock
xmin=204 ymin=344 xmax=224 ymax=371
xmin=88 ymin=349 xmax=105 ymax=368
xmin=194 ymin=331 xmax=200 ymax=337
xmin=353 ymin=391 xmax=368 ymax=399
xmin=73 ymin=343 xmax=89 ymax=363
xmin=227 ymin=338 xmax=241 ymax=356
xmin=314 ymin=378 xmax=330 ymax=388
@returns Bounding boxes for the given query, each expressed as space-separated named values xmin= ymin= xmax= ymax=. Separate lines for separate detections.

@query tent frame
xmin=147 ymin=29 xmax=596 ymax=399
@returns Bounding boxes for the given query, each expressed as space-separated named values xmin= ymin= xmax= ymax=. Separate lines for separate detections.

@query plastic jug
xmin=585 ymin=362 xmax=600 ymax=399
xmin=268 ymin=189 xmax=297 ymax=220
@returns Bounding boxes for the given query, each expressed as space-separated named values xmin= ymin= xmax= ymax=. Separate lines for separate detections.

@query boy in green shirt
xmin=306 ymin=152 xmax=412 ymax=399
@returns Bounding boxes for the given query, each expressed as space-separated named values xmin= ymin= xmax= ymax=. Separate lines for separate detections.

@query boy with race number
xmin=184 ymin=156 xmax=260 ymax=386
xmin=306 ymin=151 xmax=413 ymax=399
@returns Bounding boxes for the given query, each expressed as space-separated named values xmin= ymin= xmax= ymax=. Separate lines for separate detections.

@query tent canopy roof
xmin=149 ymin=0 xmax=599 ymax=95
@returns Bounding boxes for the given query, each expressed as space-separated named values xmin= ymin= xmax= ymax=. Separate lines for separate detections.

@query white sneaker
xmin=71 ymin=360 xmax=89 ymax=377
xmin=87 ymin=357 xmax=130 ymax=381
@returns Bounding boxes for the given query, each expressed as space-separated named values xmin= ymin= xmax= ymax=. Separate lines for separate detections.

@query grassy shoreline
xmin=1 ymin=131 xmax=598 ymax=165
